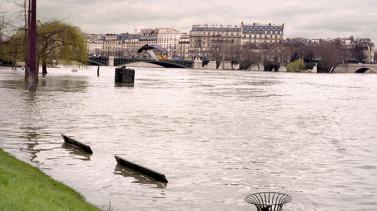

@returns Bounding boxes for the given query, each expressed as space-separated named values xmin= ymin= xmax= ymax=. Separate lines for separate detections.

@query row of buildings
xmin=86 ymin=21 xmax=285 ymax=60
xmin=86 ymin=21 xmax=375 ymax=64
xmin=189 ymin=22 xmax=284 ymax=59
xmin=87 ymin=28 xmax=190 ymax=59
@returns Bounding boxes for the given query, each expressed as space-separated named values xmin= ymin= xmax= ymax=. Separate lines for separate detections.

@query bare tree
xmin=225 ymin=43 xmax=241 ymax=70
xmin=259 ymin=43 xmax=281 ymax=71
xmin=208 ymin=39 xmax=225 ymax=69
xmin=0 ymin=4 xmax=24 ymax=67
xmin=0 ymin=0 xmax=31 ymax=78
xmin=350 ymin=42 xmax=367 ymax=64
xmin=0 ymin=5 xmax=13 ymax=46
xmin=239 ymin=43 xmax=261 ymax=70
xmin=209 ymin=38 xmax=240 ymax=70
xmin=283 ymin=38 xmax=315 ymax=63
xmin=314 ymin=39 xmax=349 ymax=73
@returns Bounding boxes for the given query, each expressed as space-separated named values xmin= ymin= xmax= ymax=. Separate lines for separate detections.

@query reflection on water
xmin=0 ymin=75 xmax=88 ymax=92
xmin=62 ymin=143 xmax=91 ymax=161
xmin=0 ymin=67 xmax=377 ymax=210
xmin=115 ymin=83 xmax=135 ymax=88
xmin=21 ymin=127 xmax=40 ymax=162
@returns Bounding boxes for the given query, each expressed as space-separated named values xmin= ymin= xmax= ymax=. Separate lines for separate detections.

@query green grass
xmin=0 ymin=149 xmax=99 ymax=211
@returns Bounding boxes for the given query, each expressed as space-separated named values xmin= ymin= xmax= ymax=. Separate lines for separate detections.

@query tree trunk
xmin=25 ymin=67 xmax=29 ymax=82
xmin=42 ymin=60 xmax=47 ymax=76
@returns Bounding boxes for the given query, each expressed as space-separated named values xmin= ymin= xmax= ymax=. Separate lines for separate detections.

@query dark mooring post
xmin=27 ymin=0 xmax=37 ymax=91
xmin=61 ymin=134 xmax=93 ymax=154
xmin=115 ymin=66 xmax=135 ymax=85
xmin=97 ymin=66 xmax=100 ymax=77
xmin=115 ymin=156 xmax=168 ymax=183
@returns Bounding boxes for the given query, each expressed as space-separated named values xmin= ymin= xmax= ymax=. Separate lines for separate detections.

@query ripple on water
xmin=0 ymin=67 xmax=377 ymax=210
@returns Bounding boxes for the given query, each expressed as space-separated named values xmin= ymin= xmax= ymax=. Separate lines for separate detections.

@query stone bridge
xmin=334 ymin=64 xmax=377 ymax=73
xmin=88 ymin=56 xmax=193 ymax=68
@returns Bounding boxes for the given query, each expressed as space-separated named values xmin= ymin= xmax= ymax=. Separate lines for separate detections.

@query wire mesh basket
xmin=245 ymin=192 xmax=292 ymax=211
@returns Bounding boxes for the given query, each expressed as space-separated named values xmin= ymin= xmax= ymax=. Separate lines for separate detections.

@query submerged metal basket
xmin=245 ymin=192 xmax=292 ymax=211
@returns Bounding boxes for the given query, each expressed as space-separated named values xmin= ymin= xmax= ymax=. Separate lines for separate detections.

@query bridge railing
xmin=88 ymin=56 xmax=109 ymax=66
xmin=114 ymin=57 xmax=193 ymax=68
xmin=88 ymin=56 xmax=193 ymax=68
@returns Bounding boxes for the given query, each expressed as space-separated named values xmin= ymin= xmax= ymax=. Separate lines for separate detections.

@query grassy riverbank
xmin=0 ymin=149 xmax=99 ymax=211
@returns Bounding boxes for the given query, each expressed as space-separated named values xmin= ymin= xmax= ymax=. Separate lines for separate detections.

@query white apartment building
xmin=189 ymin=22 xmax=285 ymax=58
xmin=103 ymin=34 xmax=124 ymax=56
xmin=86 ymin=34 xmax=104 ymax=55
xmin=189 ymin=24 xmax=241 ymax=58
xmin=240 ymin=22 xmax=284 ymax=45
xmin=157 ymin=28 xmax=183 ymax=58
xmin=87 ymin=40 xmax=103 ymax=56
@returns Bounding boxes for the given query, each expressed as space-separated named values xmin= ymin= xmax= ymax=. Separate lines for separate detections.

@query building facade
xmin=189 ymin=22 xmax=285 ymax=59
xmin=123 ymin=34 xmax=141 ymax=57
xmin=86 ymin=34 xmax=104 ymax=56
xmin=157 ymin=28 xmax=183 ymax=58
xmin=341 ymin=37 xmax=375 ymax=64
xmin=139 ymin=29 xmax=158 ymax=46
xmin=178 ymin=33 xmax=190 ymax=59
xmin=240 ymin=22 xmax=284 ymax=45
xmin=103 ymin=34 xmax=124 ymax=56
xmin=189 ymin=24 xmax=241 ymax=59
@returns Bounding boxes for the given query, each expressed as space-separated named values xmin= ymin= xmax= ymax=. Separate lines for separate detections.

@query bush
xmin=287 ymin=59 xmax=305 ymax=72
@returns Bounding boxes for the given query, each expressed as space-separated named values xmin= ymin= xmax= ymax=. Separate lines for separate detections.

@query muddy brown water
xmin=0 ymin=66 xmax=376 ymax=211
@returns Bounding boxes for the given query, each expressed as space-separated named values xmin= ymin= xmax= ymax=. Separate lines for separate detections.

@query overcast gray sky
xmin=3 ymin=0 xmax=377 ymax=41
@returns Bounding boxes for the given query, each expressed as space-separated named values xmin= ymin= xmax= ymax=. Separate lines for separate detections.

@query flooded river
xmin=0 ymin=66 xmax=376 ymax=211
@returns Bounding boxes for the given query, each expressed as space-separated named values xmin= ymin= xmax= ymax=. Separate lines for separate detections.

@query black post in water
xmin=61 ymin=134 xmax=93 ymax=154
xmin=115 ymin=155 xmax=168 ymax=183
xmin=97 ymin=66 xmax=100 ymax=77
xmin=115 ymin=66 xmax=135 ymax=85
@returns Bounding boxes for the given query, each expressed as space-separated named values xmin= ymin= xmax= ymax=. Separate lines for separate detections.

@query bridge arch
xmin=355 ymin=68 xmax=370 ymax=73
